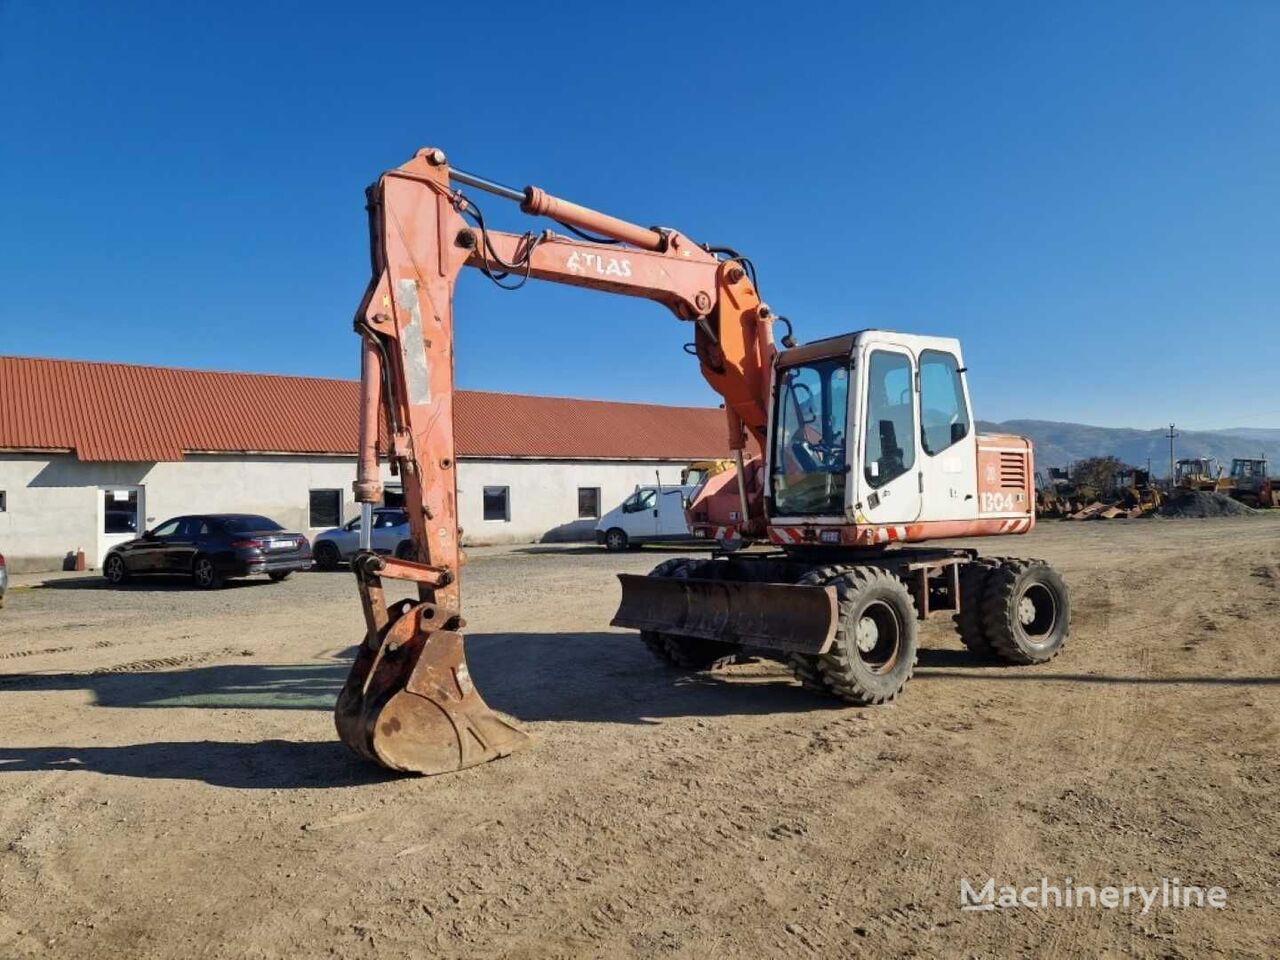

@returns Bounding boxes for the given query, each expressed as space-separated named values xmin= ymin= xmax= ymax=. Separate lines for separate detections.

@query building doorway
xmin=97 ymin=485 xmax=145 ymax=568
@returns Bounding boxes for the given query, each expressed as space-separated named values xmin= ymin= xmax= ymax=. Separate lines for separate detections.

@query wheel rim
xmin=195 ymin=560 xmax=213 ymax=586
xmin=1017 ymin=582 xmax=1058 ymax=642
xmin=853 ymin=600 xmax=901 ymax=673
xmin=107 ymin=557 xmax=122 ymax=581
xmin=607 ymin=532 xmax=623 ymax=549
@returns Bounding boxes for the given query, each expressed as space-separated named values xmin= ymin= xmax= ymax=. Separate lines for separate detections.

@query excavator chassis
xmin=612 ymin=548 xmax=972 ymax=650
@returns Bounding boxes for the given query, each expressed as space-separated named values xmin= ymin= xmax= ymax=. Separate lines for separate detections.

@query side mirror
xmin=142 ymin=529 xmax=155 ymax=540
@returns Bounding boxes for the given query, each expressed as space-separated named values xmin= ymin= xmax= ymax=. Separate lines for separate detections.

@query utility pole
xmin=1165 ymin=423 xmax=1179 ymax=492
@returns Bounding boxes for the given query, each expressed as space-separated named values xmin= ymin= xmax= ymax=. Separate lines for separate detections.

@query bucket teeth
xmin=335 ymin=602 xmax=531 ymax=775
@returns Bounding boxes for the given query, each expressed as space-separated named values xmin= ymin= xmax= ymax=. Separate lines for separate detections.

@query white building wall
xmin=456 ymin=458 xmax=687 ymax=545
xmin=0 ymin=453 xmax=693 ymax=571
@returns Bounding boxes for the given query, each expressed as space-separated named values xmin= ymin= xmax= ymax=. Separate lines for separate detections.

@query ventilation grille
xmin=999 ymin=451 xmax=1028 ymax=490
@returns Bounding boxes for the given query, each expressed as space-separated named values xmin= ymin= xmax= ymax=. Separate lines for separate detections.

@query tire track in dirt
xmin=0 ymin=645 xmax=76 ymax=660
xmin=89 ymin=647 xmax=250 ymax=675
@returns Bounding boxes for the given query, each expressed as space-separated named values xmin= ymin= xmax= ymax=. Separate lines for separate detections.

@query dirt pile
xmin=1158 ymin=490 xmax=1258 ymax=518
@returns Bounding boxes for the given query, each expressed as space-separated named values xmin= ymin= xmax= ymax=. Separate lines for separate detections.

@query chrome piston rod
xmin=448 ymin=167 xmax=526 ymax=203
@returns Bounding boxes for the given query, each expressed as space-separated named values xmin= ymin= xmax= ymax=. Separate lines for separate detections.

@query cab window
xmin=863 ymin=350 xmax=916 ymax=489
xmin=623 ymin=489 xmax=657 ymax=513
xmin=919 ymin=350 xmax=970 ymax=456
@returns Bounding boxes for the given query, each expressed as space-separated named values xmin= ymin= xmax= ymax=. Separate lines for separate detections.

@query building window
xmin=309 ymin=489 xmax=342 ymax=527
xmin=103 ymin=489 xmax=139 ymax=534
xmin=483 ymin=486 xmax=510 ymax=522
xmin=577 ymin=487 xmax=601 ymax=519
xmin=0 ymin=490 xmax=6 ymax=512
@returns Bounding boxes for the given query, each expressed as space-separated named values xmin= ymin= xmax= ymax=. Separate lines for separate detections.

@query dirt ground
xmin=1 ymin=518 xmax=1278 ymax=959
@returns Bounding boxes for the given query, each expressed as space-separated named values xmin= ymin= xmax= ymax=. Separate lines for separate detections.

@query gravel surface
xmin=1158 ymin=491 xmax=1259 ymax=518
xmin=2 ymin=522 xmax=1279 ymax=958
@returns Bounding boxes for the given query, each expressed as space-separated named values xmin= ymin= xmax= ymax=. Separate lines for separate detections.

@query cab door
xmin=916 ymin=348 xmax=978 ymax=521
xmin=622 ymin=488 xmax=660 ymax=539
xmin=858 ymin=346 xmax=922 ymax=525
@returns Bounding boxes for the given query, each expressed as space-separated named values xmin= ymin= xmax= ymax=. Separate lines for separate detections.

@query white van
xmin=595 ymin=484 xmax=698 ymax=552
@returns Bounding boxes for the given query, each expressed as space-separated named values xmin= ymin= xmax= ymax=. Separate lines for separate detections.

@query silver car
xmin=311 ymin=508 xmax=413 ymax=569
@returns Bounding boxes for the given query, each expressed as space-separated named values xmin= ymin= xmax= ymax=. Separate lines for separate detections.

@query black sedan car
xmin=103 ymin=514 xmax=312 ymax=589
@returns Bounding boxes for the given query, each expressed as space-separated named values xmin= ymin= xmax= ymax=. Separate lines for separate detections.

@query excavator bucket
xmin=335 ymin=601 xmax=531 ymax=774
xmin=612 ymin=574 xmax=839 ymax=656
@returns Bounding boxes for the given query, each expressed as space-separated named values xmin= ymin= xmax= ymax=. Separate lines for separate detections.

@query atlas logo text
xmin=566 ymin=251 xmax=632 ymax=278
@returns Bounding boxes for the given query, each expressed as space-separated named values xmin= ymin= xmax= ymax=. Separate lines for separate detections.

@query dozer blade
xmin=612 ymin=574 xmax=839 ymax=656
xmin=335 ymin=601 xmax=531 ymax=775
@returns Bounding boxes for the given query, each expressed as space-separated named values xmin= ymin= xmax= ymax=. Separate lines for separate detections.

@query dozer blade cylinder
xmin=612 ymin=574 xmax=839 ymax=656
xmin=335 ymin=602 xmax=531 ymax=775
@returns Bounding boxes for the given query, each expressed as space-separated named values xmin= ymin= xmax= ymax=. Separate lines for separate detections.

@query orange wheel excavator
xmin=335 ymin=147 xmax=1071 ymax=775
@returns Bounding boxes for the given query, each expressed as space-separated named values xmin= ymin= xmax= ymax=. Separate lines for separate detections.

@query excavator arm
xmin=335 ymin=148 xmax=782 ymax=773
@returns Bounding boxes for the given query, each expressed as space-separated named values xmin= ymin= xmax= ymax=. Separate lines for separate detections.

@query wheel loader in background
xmin=1226 ymin=457 xmax=1280 ymax=508
xmin=1175 ymin=457 xmax=1229 ymax=493
xmin=681 ymin=459 xmax=735 ymax=487
xmin=335 ymin=147 xmax=1071 ymax=776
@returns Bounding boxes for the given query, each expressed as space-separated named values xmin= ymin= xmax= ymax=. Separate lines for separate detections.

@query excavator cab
xmin=758 ymin=332 xmax=982 ymax=531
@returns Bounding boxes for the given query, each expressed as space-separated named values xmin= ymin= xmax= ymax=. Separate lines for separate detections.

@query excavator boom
xmin=334 ymin=148 xmax=794 ymax=774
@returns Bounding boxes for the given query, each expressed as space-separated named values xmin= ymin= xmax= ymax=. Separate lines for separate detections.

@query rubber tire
xmin=103 ymin=553 xmax=130 ymax=586
xmin=788 ymin=564 xmax=853 ymax=694
xmin=954 ymin=558 xmax=999 ymax=657
xmin=817 ymin=566 xmax=919 ymax=705
xmin=980 ymin=561 xmax=1069 ymax=664
xmin=954 ymin=558 xmax=1037 ymax=658
xmin=394 ymin=541 xmax=416 ymax=561
xmin=313 ymin=542 xmax=341 ymax=571
xmin=192 ymin=555 xmax=224 ymax=590
xmin=604 ymin=528 xmax=629 ymax=553
xmin=638 ymin=557 xmax=738 ymax=671
xmin=268 ymin=571 xmax=291 ymax=582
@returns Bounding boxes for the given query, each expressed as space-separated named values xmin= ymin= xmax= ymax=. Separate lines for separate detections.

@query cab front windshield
xmin=770 ymin=359 xmax=850 ymax=515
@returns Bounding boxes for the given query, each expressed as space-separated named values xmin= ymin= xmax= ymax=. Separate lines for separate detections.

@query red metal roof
xmin=0 ymin=356 xmax=729 ymax=462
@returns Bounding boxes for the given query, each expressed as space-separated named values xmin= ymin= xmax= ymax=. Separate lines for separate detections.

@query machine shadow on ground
xmin=2 ymin=635 xmax=1274 ymax=789
xmin=0 ymin=739 xmax=392 ymax=790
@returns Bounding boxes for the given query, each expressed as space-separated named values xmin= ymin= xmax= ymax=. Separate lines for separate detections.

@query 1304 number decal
xmin=981 ymin=491 xmax=1018 ymax=513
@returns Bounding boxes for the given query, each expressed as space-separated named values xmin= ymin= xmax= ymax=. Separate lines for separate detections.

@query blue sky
xmin=2 ymin=2 xmax=1278 ymax=429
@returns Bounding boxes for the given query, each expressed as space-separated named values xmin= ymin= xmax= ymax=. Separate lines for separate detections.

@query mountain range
xmin=976 ymin=420 xmax=1280 ymax=477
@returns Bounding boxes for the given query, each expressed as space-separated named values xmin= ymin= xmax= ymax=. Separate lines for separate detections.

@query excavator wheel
xmin=953 ymin=557 xmax=1034 ymax=658
xmin=980 ymin=560 xmax=1070 ymax=665
xmin=637 ymin=557 xmax=739 ymax=671
xmin=787 ymin=565 xmax=854 ymax=694
xmin=816 ymin=566 xmax=918 ymax=705
xmin=954 ymin=558 xmax=999 ymax=657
